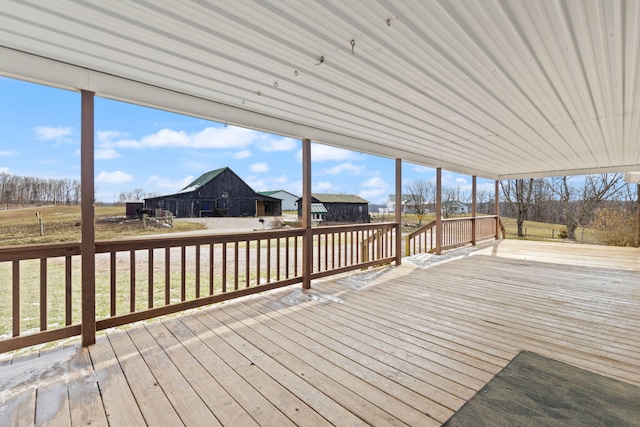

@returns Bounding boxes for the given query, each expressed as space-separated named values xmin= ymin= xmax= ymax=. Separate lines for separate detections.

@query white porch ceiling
xmin=1 ymin=0 xmax=639 ymax=180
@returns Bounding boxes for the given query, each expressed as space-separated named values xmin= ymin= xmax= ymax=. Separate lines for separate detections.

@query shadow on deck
xmin=1 ymin=240 xmax=639 ymax=426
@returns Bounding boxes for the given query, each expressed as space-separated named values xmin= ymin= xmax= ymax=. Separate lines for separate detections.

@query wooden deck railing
xmin=404 ymin=220 xmax=437 ymax=256
xmin=0 ymin=222 xmax=398 ymax=352
xmin=405 ymin=216 xmax=504 ymax=256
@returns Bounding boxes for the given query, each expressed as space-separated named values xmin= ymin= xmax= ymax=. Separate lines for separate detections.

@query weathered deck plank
xmin=0 ymin=240 xmax=638 ymax=426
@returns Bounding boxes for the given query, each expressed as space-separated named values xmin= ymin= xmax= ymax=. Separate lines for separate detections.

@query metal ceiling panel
xmin=1 ymin=0 xmax=638 ymax=179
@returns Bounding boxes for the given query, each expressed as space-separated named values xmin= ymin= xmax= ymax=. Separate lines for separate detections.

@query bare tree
xmin=548 ymin=174 xmax=625 ymax=240
xmin=501 ymin=179 xmax=534 ymax=237
xmin=403 ymin=180 xmax=434 ymax=224
xmin=441 ymin=185 xmax=469 ymax=218
xmin=132 ymin=187 xmax=145 ymax=200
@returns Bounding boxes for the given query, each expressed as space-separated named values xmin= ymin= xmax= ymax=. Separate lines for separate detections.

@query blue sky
xmin=1 ymin=76 xmax=495 ymax=204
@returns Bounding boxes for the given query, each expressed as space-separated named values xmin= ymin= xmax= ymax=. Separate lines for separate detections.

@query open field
xmin=0 ymin=205 xmax=206 ymax=246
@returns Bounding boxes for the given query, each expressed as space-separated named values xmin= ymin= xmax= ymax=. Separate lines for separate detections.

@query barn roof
xmin=257 ymin=190 xmax=299 ymax=198
xmin=312 ymin=194 xmax=369 ymax=204
xmin=178 ymin=167 xmax=227 ymax=193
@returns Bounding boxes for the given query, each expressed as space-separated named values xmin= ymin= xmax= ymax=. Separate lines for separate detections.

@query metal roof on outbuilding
xmin=311 ymin=194 xmax=369 ymax=204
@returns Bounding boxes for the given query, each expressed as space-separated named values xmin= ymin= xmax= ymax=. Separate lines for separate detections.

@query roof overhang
xmin=1 ymin=1 xmax=639 ymax=180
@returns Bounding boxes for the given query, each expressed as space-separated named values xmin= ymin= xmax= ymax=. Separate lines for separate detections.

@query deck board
xmin=1 ymin=240 xmax=638 ymax=426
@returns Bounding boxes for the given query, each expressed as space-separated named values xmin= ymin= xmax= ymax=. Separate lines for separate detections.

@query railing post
xmin=81 ymin=90 xmax=96 ymax=347
xmin=302 ymin=139 xmax=312 ymax=289
xmin=436 ymin=168 xmax=442 ymax=255
xmin=395 ymin=158 xmax=402 ymax=265
xmin=471 ymin=175 xmax=477 ymax=245
xmin=495 ymin=179 xmax=500 ymax=240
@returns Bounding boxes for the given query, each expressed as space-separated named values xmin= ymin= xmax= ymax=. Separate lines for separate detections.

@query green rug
xmin=443 ymin=351 xmax=640 ymax=427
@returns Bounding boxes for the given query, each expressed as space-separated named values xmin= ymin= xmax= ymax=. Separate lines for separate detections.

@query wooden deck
xmin=1 ymin=240 xmax=639 ymax=426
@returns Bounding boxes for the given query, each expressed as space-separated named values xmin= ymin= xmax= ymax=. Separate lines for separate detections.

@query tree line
xmin=404 ymin=173 xmax=639 ymax=242
xmin=0 ymin=172 xmax=80 ymax=207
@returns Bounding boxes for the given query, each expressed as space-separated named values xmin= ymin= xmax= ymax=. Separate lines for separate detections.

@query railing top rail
xmin=443 ymin=215 xmax=498 ymax=223
xmin=311 ymin=222 xmax=397 ymax=235
xmin=95 ymin=227 xmax=305 ymax=253
xmin=0 ymin=241 xmax=81 ymax=262
xmin=406 ymin=220 xmax=436 ymax=239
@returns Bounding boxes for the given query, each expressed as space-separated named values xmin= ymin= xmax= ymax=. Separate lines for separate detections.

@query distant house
xmin=144 ymin=167 xmax=281 ymax=218
xmin=297 ymin=193 xmax=369 ymax=223
xmin=386 ymin=194 xmax=397 ymax=213
xmin=387 ymin=194 xmax=430 ymax=214
xmin=442 ymin=200 xmax=469 ymax=215
xmin=257 ymin=190 xmax=299 ymax=211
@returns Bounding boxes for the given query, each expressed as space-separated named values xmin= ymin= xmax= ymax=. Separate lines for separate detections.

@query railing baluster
xmin=181 ymin=246 xmax=186 ymax=301
xmin=276 ymin=238 xmax=281 ymax=281
xmin=195 ymin=245 xmax=201 ymax=298
xmin=110 ymin=252 xmax=117 ymax=316
xmin=165 ymin=247 xmax=171 ymax=305
xmin=294 ymin=236 xmax=298 ymax=276
xmin=65 ymin=256 xmax=72 ymax=325
xmin=245 ymin=241 xmax=250 ymax=288
xmin=316 ymin=234 xmax=321 ymax=272
xmin=285 ymin=237 xmax=290 ymax=279
xmin=325 ymin=233 xmax=329 ymax=270
xmin=209 ymin=243 xmax=215 ymax=295
xmin=40 ymin=258 xmax=47 ymax=331
xmin=256 ymin=239 xmax=261 ymax=285
xmin=222 ymin=242 xmax=227 ymax=292
xmin=337 ymin=233 xmax=342 ymax=268
xmin=12 ymin=260 xmax=19 ymax=337
xmin=234 ymin=242 xmax=239 ymax=291
xmin=130 ymin=250 xmax=136 ymax=312
xmin=148 ymin=249 xmax=154 ymax=308
xmin=266 ymin=239 xmax=271 ymax=283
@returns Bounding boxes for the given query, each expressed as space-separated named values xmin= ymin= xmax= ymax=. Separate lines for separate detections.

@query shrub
xmin=590 ymin=207 xmax=639 ymax=247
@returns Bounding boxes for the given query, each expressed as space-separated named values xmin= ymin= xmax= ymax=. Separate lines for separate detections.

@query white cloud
xmin=0 ymin=167 xmax=9 ymax=173
xmin=313 ymin=181 xmax=338 ymax=192
xmin=245 ymin=174 xmax=289 ymax=192
xmin=115 ymin=125 xmax=259 ymax=149
xmin=327 ymin=162 xmax=367 ymax=175
xmin=456 ymin=177 xmax=467 ymax=184
xmin=358 ymin=188 xmax=387 ymax=203
xmin=97 ymin=130 xmax=127 ymax=143
xmin=0 ymin=150 xmax=16 ymax=157
xmin=33 ymin=126 xmax=74 ymax=143
xmin=147 ymin=175 xmax=194 ymax=191
xmin=361 ymin=176 xmax=388 ymax=188
xmin=96 ymin=170 xmax=133 ymax=184
xmin=233 ymin=149 xmax=252 ymax=159
xmin=259 ymin=137 xmax=298 ymax=152
xmin=95 ymin=148 xmax=121 ymax=159
xmin=359 ymin=177 xmax=390 ymax=203
xmin=250 ymin=162 xmax=269 ymax=173
xmin=297 ymin=144 xmax=356 ymax=163
xmin=411 ymin=165 xmax=431 ymax=173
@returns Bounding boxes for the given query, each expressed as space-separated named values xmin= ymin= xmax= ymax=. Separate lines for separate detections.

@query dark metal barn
xmin=144 ymin=167 xmax=281 ymax=218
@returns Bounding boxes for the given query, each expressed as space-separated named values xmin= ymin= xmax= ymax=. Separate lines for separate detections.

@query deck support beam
xmin=436 ymin=168 xmax=442 ymax=255
xmin=495 ymin=180 xmax=500 ymax=240
xmin=471 ymin=175 xmax=477 ymax=245
xmin=302 ymin=139 xmax=312 ymax=289
xmin=81 ymin=90 xmax=96 ymax=346
xmin=395 ymin=159 xmax=402 ymax=265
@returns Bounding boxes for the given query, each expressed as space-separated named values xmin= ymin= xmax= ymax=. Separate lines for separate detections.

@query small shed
xmin=144 ymin=167 xmax=281 ymax=218
xmin=297 ymin=193 xmax=369 ymax=223
xmin=125 ymin=201 xmax=144 ymax=218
